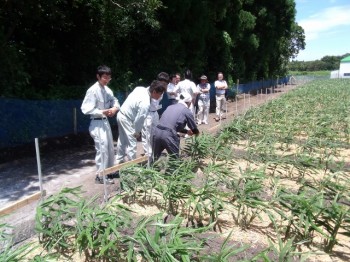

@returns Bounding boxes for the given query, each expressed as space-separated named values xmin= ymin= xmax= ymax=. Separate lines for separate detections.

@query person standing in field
xmin=177 ymin=69 xmax=200 ymax=117
xmin=115 ymin=80 xmax=167 ymax=164
xmin=214 ymin=72 xmax=228 ymax=121
xmin=196 ymin=75 xmax=211 ymax=125
xmin=81 ymin=65 xmax=120 ymax=184
xmin=166 ymin=74 xmax=179 ymax=105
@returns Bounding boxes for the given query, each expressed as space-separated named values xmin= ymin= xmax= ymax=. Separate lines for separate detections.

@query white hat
xmin=180 ymin=93 xmax=192 ymax=103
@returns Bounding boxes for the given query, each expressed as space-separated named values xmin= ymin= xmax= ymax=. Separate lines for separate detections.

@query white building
xmin=330 ymin=70 xmax=339 ymax=79
xmin=339 ymin=55 xmax=350 ymax=78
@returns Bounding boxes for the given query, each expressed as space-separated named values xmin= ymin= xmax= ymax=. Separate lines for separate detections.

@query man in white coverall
xmin=141 ymin=72 xmax=169 ymax=157
xmin=115 ymin=80 xmax=167 ymax=164
xmin=81 ymin=65 xmax=120 ymax=184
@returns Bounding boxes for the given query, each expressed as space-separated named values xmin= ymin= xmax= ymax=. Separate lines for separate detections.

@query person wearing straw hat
xmin=152 ymin=92 xmax=199 ymax=161
xmin=196 ymin=75 xmax=211 ymax=125
xmin=81 ymin=65 xmax=120 ymax=184
xmin=214 ymin=72 xmax=228 ymax=121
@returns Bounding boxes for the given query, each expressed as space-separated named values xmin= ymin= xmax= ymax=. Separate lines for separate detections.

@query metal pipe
xmin=35 ymin=138 xmax=44 ymax=197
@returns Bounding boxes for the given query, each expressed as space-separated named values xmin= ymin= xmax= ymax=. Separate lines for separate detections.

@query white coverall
xmin=115 ymin=86 xmax=151 ymax=164
xmin=81 ymin=82 xmax=120 ymax=173
xmin=141 ymin=97 xmax=161 ymax=156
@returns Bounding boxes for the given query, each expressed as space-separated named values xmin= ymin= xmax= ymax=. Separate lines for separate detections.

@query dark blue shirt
xmin=158 ymin=102 xmax=199 ymax=133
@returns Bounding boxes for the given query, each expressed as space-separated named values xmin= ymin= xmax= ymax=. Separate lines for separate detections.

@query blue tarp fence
xmin=0 ymin=92 xmax=126 ymax=149
xmin=1 ymin=76 xmax=290 ymax=148
xmin=233 ymin=76 xmax=290 ymax=94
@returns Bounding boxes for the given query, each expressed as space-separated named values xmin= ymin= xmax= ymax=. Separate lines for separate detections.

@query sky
xmin=294 ymin=0 xmax=350 ymax=61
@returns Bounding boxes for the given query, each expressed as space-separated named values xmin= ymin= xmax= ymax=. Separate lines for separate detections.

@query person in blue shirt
xmin=152 ymin=92 xmax=199 ymax=161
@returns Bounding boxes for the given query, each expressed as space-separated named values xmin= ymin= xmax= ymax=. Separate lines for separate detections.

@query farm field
xmin=2 ymin=79 xmax=350 ymax=261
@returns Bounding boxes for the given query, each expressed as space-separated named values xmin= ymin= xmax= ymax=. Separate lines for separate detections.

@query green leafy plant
xmin=74 ymin=195 xmax=132 ymax=260
xmin=182 ymin=133 xmax=212 ymax=164
xmin=126 ymin=213 xmax=210 ymax=262
xmin=35 ymin=186 xmax=83 ymax=254
xmin=276 ymin=186 xmax=325 ymax=244
xmin=0 ymin=222 xmax=37 ymax=262
xmin=319 ymin=194 xmax=350 ymax=253
xmin=200 ymin=230 xmax=249 ymax=261
xmin=227 ymin=168 xmax=268 ymax=229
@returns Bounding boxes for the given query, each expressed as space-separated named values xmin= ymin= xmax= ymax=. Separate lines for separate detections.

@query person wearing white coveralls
xmin=141 ymin=95 xmax=162 ymax=157
xmin=141 ymin=72 xmax=169 ymax=157
xmin=214 ymin=72 xmax=228 ymax=121
xmin=115 ymin=80 xmax=167 ymax=164
xmin=196 ymin=75 xmax=211 ymax=125
xmin=177 ymin=69 xmax=199 ymax=117
xmin=81 ymin=65 xmax=120 ymax=183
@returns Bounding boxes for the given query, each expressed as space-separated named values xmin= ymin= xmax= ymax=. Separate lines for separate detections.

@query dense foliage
xmin=289 ymin=53 xmax=350 ymax=72
xmin=0 ymin=0 xmax=304 ymax=99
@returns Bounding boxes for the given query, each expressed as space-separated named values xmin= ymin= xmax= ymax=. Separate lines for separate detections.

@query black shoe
xmin=95 ymin=175 xmax=103 ymax=184
xmin=106 ymin=177 xmax=115 ymax=184
xmin=95 ymin=175 xmax=114 ymax=185
xmin=110 ymin=171 xmax=120 ymax=179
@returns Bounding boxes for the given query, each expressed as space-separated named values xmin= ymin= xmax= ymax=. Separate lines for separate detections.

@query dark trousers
xmin=152 ymin=125 xmax=180 ymax=161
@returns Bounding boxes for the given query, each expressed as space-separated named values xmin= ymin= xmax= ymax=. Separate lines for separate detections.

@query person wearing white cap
xmin=196 ymin=75 xmax=211 ymax=125
xmin=152 ymin=92 xmax=200 ymax=161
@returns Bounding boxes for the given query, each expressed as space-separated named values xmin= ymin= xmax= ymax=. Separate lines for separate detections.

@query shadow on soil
xmin=0 ymin=132 xmax=97 ymax=205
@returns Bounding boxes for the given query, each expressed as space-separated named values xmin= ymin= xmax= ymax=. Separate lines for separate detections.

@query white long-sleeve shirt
xmin=81 ymin=81 xmax=120 ymax=118
xmin=119 ymin=86 xmax=151 ymax=133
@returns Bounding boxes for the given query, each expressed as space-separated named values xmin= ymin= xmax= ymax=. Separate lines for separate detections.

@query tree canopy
xmin=289 ymin=53 xmax=350 ymax=72
xmin=0 ymin=0 xmax=304 ymax=99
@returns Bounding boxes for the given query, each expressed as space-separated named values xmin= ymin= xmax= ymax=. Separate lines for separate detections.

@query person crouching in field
xmin=152 ymin=93 xmax=199 ymax=161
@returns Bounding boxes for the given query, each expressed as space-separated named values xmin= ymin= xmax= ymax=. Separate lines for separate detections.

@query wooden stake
xmin=102 ymin=156 xmax=148 ymax=176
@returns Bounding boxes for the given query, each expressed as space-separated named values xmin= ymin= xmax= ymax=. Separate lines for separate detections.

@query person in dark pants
xmin=152 ymin=93 xmax=200 ymax=161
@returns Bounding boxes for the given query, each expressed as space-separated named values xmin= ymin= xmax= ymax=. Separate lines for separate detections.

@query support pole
xmin=248 ymin=91 xmax=251 ymax=109
xmin=243 ymin=93 xmax=246 ymax=110
xmin=35 ymin=138 xmax=44 ymax=197
xmin=235 ymin=79 xmax=239 ymax=115
xmin=147 ymin=125 xmax=151 ymax=168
